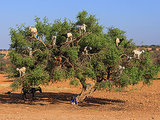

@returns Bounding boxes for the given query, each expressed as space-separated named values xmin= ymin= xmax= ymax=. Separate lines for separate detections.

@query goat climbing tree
xmin=9 ymin=10 xmax=159 ymax=103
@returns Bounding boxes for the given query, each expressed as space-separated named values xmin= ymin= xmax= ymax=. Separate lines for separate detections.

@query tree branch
xmin=61 ymin=55 xmax=74 ymax=68
xmin=34 ymin=38 xmax=47 ymax=48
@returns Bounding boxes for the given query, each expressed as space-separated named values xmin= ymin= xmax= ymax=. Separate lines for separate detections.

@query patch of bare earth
xmin=0 ymin=73 xmax=160 ymax=120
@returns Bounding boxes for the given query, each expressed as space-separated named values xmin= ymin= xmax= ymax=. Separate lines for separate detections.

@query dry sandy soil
xmin=0 ymin=73 xmax=160 ymax=120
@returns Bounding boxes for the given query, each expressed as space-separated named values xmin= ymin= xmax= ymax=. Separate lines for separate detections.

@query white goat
xmin=29 ymin=48 xmax=32 ymax=57
xmin=63 ymin=33 xmax=72 ymax=42
xmin=82 ymin=46 xmax=92 ymax=55
xmin=52 ymin=36 xmax=57 ymax=45
xmin=76 ymin=24 xmax=87 ymax=34
xmin=118 ymin=65 xmax=125 ymax=77
xmin=133 ymin=50 xmax=145 ymax=59
xmin=127 ymin=56 xmax=132 ymax=62
xmin=29 ymin=26 xmax=37 ymax=38
xmin=16 ymin=67 xmax=26 ymax=77
xmin=115 ymin=38 xmax=124 ymax=47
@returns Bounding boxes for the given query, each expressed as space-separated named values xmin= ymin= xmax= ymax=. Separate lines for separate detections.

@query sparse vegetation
xmin=0 ymin=52 xmax=9 ymax=73
xmin=70 ymin=79 xmax=79 ymax=86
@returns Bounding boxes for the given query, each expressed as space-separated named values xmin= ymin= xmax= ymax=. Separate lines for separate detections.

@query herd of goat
xmin=15 ymin=24 xmax=145 ymax=100
xmin=29 ymin=24 xmax=87 ymax=44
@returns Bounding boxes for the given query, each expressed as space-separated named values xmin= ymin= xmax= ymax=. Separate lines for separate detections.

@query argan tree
xmin=9 ymin=11 xmax=159 ymax=102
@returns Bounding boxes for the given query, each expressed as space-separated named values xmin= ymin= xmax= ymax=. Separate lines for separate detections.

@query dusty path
xmin=0 ymin=73 xmax=160 ymax=120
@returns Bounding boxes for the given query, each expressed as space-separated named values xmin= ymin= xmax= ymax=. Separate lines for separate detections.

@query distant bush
xmin=70 ymin=79 xmax=79 ymax=86
xmin=0 ymin=53 xmax=5 ymax=59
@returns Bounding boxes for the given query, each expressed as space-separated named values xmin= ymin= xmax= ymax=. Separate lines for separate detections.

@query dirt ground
xmin=0 ymin=73 xmax=160 ymax=120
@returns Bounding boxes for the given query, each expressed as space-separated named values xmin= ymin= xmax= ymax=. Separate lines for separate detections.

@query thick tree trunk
xmin=76 ymin=82 xmax=96 ymax=103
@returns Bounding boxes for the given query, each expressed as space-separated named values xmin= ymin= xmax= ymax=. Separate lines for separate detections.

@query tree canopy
xmin=9 ymin=10 xmax=159 ymax=102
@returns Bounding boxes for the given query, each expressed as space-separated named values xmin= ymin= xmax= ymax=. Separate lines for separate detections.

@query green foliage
xmin=95 ymin=81 xmax=113 ymax=91
xmin=61 ymin=46 xmax=79 ymax=64
xmin=0 ymin=53 xmax=10 ymax=73
xmin=0 ymin=53 xmax=5 ymax=58
xmin=107 ymin=27 xmax=126 ymax=40
xmin=125 ymin=67 xmax=141 ymax=85
xmin=52 ymin=67 xmax=65 ymax=81
xmin=10 ymin=78 xmax=21 ymax=91
xmin=66 ymin=68 xmax=75 ymax=79
xmin=9 ymin=10 xmax=159 ymax=91
xmin=70 ymin=79 xmax=79 ymax=86
xmin=0 ymin=62 xmax=6 ymax=68
xmin=0 ymin=53 xmax=6 ymax=69
xmin=9 ymin=50 xmax=35 ymax=67
xmin=25 ymin=65 xmax=49 ymax=86
xmin=0 ymin=61 xmax=6 ymax=73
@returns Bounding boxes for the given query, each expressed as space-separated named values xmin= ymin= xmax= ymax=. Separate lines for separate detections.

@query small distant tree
xmin=0 ymin=58 xmax=6 ymax=73
xmin=9 ymin=11 xmax=159 ymax=103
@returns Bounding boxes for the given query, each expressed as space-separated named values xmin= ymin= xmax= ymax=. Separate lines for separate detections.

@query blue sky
xmin=0 ymin=0 xmax=160 ymax=49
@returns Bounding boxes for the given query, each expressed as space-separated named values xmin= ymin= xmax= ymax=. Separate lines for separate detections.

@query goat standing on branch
xmin=115 ymin=38 xmax=124 ymax=47
xmin=16 ymin=67 xmax=26 ymax=77
xmin=29 ymin=26 xmax=37 ymax=38
xmin=117 ymin=65 xmax=125 ymax=77
xmin=62 ymin=33 xmax=73 ymax=42
xmin=133 ymin=50 xmax=145 ymax=59
xmin=29 ymin=48 xmax=32 ymax=57
xmin=76 ymin=24 xmax=87 ymax=34
xmin=82 ymin=46 xmax=92 ymax=55
xmin=52 ymin=36 xmax=57 ymax=45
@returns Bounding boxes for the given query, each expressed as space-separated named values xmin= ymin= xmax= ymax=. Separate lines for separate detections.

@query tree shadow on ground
xmin=152 ymin=78 xmax=160 ymax=80
xmin=2 ymin=80 xmax=14 ymax=82
xmin=85 ymin=97 xmax=125 ymax=105
xmin=0 ymin=92 xmax=125 ymax=107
